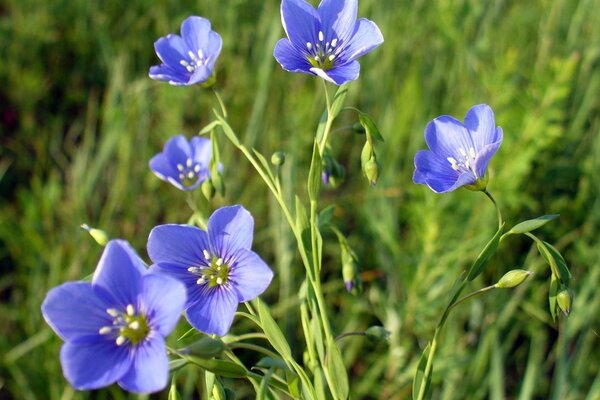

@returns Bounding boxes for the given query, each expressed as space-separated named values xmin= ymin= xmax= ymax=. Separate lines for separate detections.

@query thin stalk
xmin=448 ymin=285 xmax=496 ymax=313
xmin=335 ymin=331 xmax=366 ymax=342
xmin=483 ymin=189 xmax=503 ymax=228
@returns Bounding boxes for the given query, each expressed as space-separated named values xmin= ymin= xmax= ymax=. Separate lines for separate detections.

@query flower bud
xmin=342 ymin=247 xmax=362 ymax=294
xmin=182 ymin=336 xmax=225 ymax=358
xmin=364 ymin=158 xmax=380 ymax=186
xmin=80 ymin=224 xmax=109 ymax=246
xmin=271 ymin=151 xmax=286 ymax=167
xmin=494 ymin=269 xmax=533 ymax=288
xmin=365 ymin=326 xmax=390 ymax=343
xmin=201 ymin=178 xmax=216 ymax=200
xmin=556 ymin=288 xmax=572 ymax=316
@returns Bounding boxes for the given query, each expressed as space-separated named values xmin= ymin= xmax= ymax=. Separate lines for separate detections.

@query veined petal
xmin=426 ymin=171 xmax=477 ymax=193
xmin=41 ymin=282 xmax=111 ymax=341
xmin=92 ymin=240 xmax=146 ymax=308
xmin=318 ymin=0 xmax=357 ymax=43
xmin=118 ymin=335 xmax=169 ymax=393
xmin=149 ymin=153 xmax=175 ymax=182
xmin=186 ymin=286 xmax=239 ymax=336
xmin=229 ymin=249 xmax=273 ymax=302
xmin=148 ymin=65 xmax=190 ymax=85
xmin=164 ymin=135 xmax=191 ymax=164
xmin=60 ymin=340 xmax=131 ymax=390
xmin=274 ymin=38 xmax=312 ymax=73
xmin=181 ymin=16 xmax=212 ymax=54
xmin=141 ymin=274 xmax=186 ymax=337
xmin=147 ymin=224 xmax=210 ymax=268
xmin=187 ymin=65 xmax=212 ymax=85
xmin=414 ymin=150 xmax=477 ymax=193
xmin=281 ymin=0 xmax=320 ymax=46
xmin=341 ymin=18 xmax=383 ymax=61
xmin=310 ymin=60 xmax=360 ymax=85
xmin=190 ymin=136 xmax=212 ymax=165
xmin=474 ymin=131 xmax=503 ymax=178
xmin=205 ymin=31 xmax=223 ymax=69
xmin=464 ymin=104 xmax=499 ymax=152
xmin=208 ymin=205 xmax=254 ymax=258
xmin=424 ymin=116 xmax=476 ymax=160
xmin=154 ymin=34 xmax=189 ymax=68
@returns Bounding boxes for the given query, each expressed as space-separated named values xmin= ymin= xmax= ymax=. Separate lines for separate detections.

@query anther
xmin=187 ymin=171 xmax=195 ymax=179
xmin=216 ymin=277 xmax=223 ymax=285
xmin=318 ymin=31 xmax=324 ymax=41
xmin=197 ymin=49 xmax=204 ymax=60
xmin=186 ymin=158 xmax=193 ymax=168
xmin=129 ymin=321 xmax=140 ymax=330
xmin=306 ymin=42 xmax=312 ymax=50
xmin=329 ymin=55 xmax=335 ymax=61
xmin=115 ymin=336 xmax=126 ymax=346
xmin=106 ymin=308 xmax=119 ymax=317
xmin=331 ymin=38 xmax=338 ymax=47
xmin=180 ymin=60 xmax=189 ymax=67
xmin=203 ymin=249 xmax=211 ymax=260
xmin=194 ymin=164 xmax=201 ymax=173
xmin=177 ymin=164 xmax=184 ymax=171
xmin=216 ymin=258 xmax=223 ymax=266
xmin=188 ymin=51 xmax=197 ymax=61
xmin=126 ymin=304 xmax=135 ymax=316
xmin=197 ymin=277 xmax=206 ymax=285
xmin=99 ymin=326 xmax=112 ymax=335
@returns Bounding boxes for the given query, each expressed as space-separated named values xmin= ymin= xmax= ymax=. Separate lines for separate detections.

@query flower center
xmin=176 ymin=157 xmax=204 ymax=187
xmin=188 ymin=249 xmax=230 ymax=287
xmin=99 ymin=304 xmax=149 ymax=346
xmin=179 ymin=49 xmax=210 ymax=73
xmin=306 ymin=31 xmax=342 ymax=71
xmin=447 ymin=147 xmax=478 ymax=177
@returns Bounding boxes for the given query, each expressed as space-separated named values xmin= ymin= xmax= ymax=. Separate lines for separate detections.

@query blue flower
xmin=413 ymin=104 xmax=503 ymax=193
xmin=149 ymin=16 xmax=222 ymax=86
xmin=41 ymin=240 xmax=186 ymax=393
xmin=147 ymin=205 xmax=273 ymax=336
xmin=273 ymin=0 xmax=384 ymax=85
xmin=150 ymin=135 xmax=213 ymax=191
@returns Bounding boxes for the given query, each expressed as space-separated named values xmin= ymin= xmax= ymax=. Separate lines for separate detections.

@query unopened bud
xmin=80 ymin=224 xmax=109 ymax=246
xmin=556 ymin=288 xmax=572 ymax=316
xmin=183 ymin=336 xmax=225 ymax=358
xmin=365 ymin=326 xmax=390 ymax=343
xmin=271 ymin=151 xmax=286 ymax=167
xmin=364 ymin=158 xmax=380 ymax=186
xmin=342 ymin=248 xmax=362 ymax=294
xmin=201 ymin=178 xmax=216 ymax=200
xmin=494 ymin=269 xmax=532 ymax=288
xmin=211 ymin=169 xmax=225 ymax=196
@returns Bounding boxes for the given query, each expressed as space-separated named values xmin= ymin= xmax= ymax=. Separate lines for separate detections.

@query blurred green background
xmin=1 ymin=0 xmax=599 ymax=398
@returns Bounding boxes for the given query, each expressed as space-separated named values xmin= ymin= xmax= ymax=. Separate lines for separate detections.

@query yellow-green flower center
xmin=99 ymin=304 xmax=149 ymax=346
xmin=188 ymin=251 xmax=231 ymax=287
xmin=306 ymin=31 xmax=342 ymax=71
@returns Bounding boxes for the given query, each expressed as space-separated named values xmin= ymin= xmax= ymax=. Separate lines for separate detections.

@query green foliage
xmin=1 ymin=0 xmax=600 ymax=399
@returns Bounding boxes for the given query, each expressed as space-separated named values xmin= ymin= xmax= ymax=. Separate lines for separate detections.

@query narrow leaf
xmin=326 ymin=338 xmax=349 ymax=400
xmin=214 ymin=113 xmax=240 ymax=147
xmin=169 ymin=359 xmax=188 ymax=372
xmin=467 ymin=223 xmax=505 ymax=281
xmin=330 ymin=84 xmax=349 ymax=120
xmin=307 ymin=140 xmax=322 ymax=201
xmin=255 ymin=298 xmax=293 ymax=360
xmin=543 ymin=241 xmax=571 ymax=285
xmin=412 ymin=343 xmax=432 ymax=400
xmin=507 ymin=214 xmax=559 ymax=235
xmin=186 ymin=356 xmax=248 ymax=378
xmin=358 ymin=112 xmax=384 ymax=142
xmin=199 ymin=120 xmax=221 ymax=135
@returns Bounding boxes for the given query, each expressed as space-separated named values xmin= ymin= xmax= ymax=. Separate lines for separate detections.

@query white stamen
xmin=216 ymin=258 xmax=223 ymax=266
xmin=187 ymin=171 xmax=195 ymax=179
xmin=115 ymin=336 xmax=126 ymax=346
xmin=197 ymin=277 xmax=206 ymax=285
xmin=469 ymin=147 xmax=476 ymax=159
xmin=129 ymin=321 xmax=140 ymax=330
xmin=325 ymin=41 xmax=330 ymax=49
xmin=306 ymin=42 xmax=312 ymax=50
xmin=188 ymin=50 xmax=198 ymax=61
xmin=99 ymin=326 xmax=112 ymax=335
xmin=194 ymin=164 xmax=201 ymax=173
xmin=188 ymin=266 xmax=198 ymax=273
xmin=331 ymin=38 xmax=338 ymax=47
xmin=318 ymin=31 xmax=324 ymax=41
xmin=197 ymin=49 xmax=204 ymax=60
xmin=179 ymin=173 xmax=185 ymax=180
xmin=315 ymin=56 xmax=320 ymax=62
xmin=180 ymin=60 xmax=190 ymax=67
xmin=106 ymin=308 xmax=119 ymax=317
xmin=186 ymin=158 xmax=193 ymax=168
xmin=177 ymin=163 xmax=184 ymax=171
xmin=459 ymin=148 xmax=467 ymax=157
xmin=329 ymin=55 xmax=335 ymax=61
xmin=185 ymin=65 xmax=194 ymax=72
xmin=126 ymin=304 xmax=135 ymax=316
xmin=203 ymin=249 xmax=210 ymax=260
xmin=216 ymin=277 xmax=223 ymax=285
xmin=447 ymin=157 xmax=459 ymax=171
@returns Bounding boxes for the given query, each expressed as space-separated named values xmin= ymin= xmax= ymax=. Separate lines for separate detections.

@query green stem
xmin=335 ymin=331 xmax=366 ymax=342
xmin=447 ymin=285 xmax=496 ymax=314
xmin=483 ymin=189 xmax=503 ymax=228
xmin=318 ymin=80 xmax=335 ymax=156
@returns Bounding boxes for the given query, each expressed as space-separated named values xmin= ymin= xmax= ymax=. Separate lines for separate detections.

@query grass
xmin=1 ymin=0 xmax=600 ymax=398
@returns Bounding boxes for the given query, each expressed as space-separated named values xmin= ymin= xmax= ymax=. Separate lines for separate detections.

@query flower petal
xmin=148 ymin=65 xmax=190 ymax=85
xmin=274 ymin=38 xmax=312 ymax=73
xmin=118 ymin=335 xmax=169 ymax=393
xmin=147 ymin=224 xmax=210 ymax=268
xmin=205 ymin=31 xmax=223 ymax=69
xmin=92 ymin=240 xmax=146 ymax=308
xmin=60 ymin=339 xmax=131 ymax=390
xmin=187 ymin=65 xmax=213 ymax=85
xmin=142 ymin=274 xmax=186 ymax=336
xmin=310 ymin=60 xmax=360 ymax=85
xmin=154 ymin=34 xmax=189 ymax=69
xmin=281 ymin=0 xmax=320 ymax=46
xmin=464 ymin=104 xmax=500 ymax=152
xmin=190 ymin=136 xmax=212 ymax=165
xmin=424 ymin=116 xmax=476 ymax=160
xmin=317 ymin=0 xmax=357 ymax=42
xmin=208 ymin=205 xmax=254 ymax=259
xmin=41 ymin=282 xmax=111 ymax=342
xmin=474 ymin=129 xmax=503 ymax=178
xmin=186 ymin=286 xmax=239 ymax=336
xmin=341 ymin=18 xmax=383 ymax=61
xmin=164 ymin=135 xmax=192 ymax=164
xmin=149 ymin=153 xmax=175 ymax=182
xmin=426 ymin=171 xmax=477 ymax=193
xmin=229 ymin=248 xmax=273 ymax=302
xmin=181 ymin=16 xmax=212 ymax=54
xmin=414 ymin=150 xmax=476 ymax=193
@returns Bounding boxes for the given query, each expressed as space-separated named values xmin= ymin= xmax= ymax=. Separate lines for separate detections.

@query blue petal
xmin=190 ymin=136 xmax=212 ymax=165
xmin=60 ymin=339 xmax=131 ymax=390
xmin=229 ymin=248 xmax=273 ymax=302
xmin=92 ymin=240 xmax=146 ymax=308
xmin=208 ymin=205 xmax=254 ymax=259
xmin=188 ymin=65 xmax=212 ymax=85
xmin=150 ymin=262 xmax=211 ymax=310
xmin=148 ymin=65 xmax=190 ymax=85
xmin=281 ymin=0 xmax=320 ymax=46
xmin=147 ymin=224 xmax=210 ymax=268
xmin=317 ymin=0 xmax=357 ymax=42
xmin=414 ymin=150 xmax=476 ymax=193
xmin=149 ymin=153 xmax=176 ymax=182
xmin=341 ymin=18 xmax=383 ymax=61
xmin=427 ymin=172 xmax=477 ymax=193
xmin=424 ymin=116 xmax=475 ymax=160
xmin=181 ymin=16 xmax=212 ymax=55
xmin=118 ymin=335 xmax=169 ymax=393
xmin=310 ymin=61 xmax=360 ymax=85
xmin=164 ymin=135 xmax=191 ymax=164
xmin=464 ymin=104 xmax=500 ymax=152
xmin=141 ymin=274 xmax=186 ymax=337
xmin=186 ymin=286 xmax=238 ymax=336
xmin=205 ymin=31 xmax=223 ymax=69
xmin=274 ymin=38 xmax=312 ymax=73
xmin=42 ymin=282 xmax=112 ymax=342
xmin=154 ymin=34 xmax=189 ymax=69
xmin=474 ymin=130 xmax=503 ymax=178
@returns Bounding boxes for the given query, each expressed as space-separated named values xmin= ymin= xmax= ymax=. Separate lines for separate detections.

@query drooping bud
xmin=201 ymin=178 xmax=216 ymax=200
xmin=494 ymin=269 xmax=533 ymax=289
xmin=182 ymin=336 xmax=225 ymax=358
xmin=271 ymin=151 xmax=286 ymax=167
xmin=80 ymin=224 xmax=109 ymax=246
xmin=556 ymin=288 xmax=573 ymax=316
xmin=365 ymin=326 xmax=390 ymax=343
xmin=341 ymin=246 xmax=362 ymax=294
xmin=364 ymin=158 xmax=380 ymax=186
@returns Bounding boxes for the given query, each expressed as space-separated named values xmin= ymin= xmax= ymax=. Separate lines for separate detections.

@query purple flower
xmin=149 ymin=16 xmax=222 ymax=86
xmin=41 ymin=240 xmax=186 ymax=393
xmin=273 ymin=0 xmax=384 ymax=85
xmin=413 ymin=104 xmax=503 ymax=193
xmin=150 ymin=135 xmax=213 ymax=191
xmin=147 ymin=205 xmax=273 ymax=336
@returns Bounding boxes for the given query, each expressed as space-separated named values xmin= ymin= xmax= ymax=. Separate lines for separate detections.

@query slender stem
xmin=447 ymin=285 xmax=496 ymax=313
xmin=212 ymin=88 xmax=227 ymax=118
xmin=335 ymin=331 xmax=366 ymax=342
xmin=483 ymin=189 xmax=503 ymax=228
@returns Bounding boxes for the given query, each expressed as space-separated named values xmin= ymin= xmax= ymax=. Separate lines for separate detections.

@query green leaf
xmin=467 ymin=223 xmax=505 ymax=281
xmin=543 ymin=241 xmax=571 ymax=285
xmin=307 ymin=140 xmax=322 ymax=201
xmin=412 ymin=343 xmax=432 ymax=400
xmin=315 ymin=111 xmax=328 ymax=142
xmin=318 ymin=204 xmax=336 ymax=228
xmin=199 ymin=120 xmax=221 ymax=135
xmin=255 ymin=298 xmax=293 ymax=360
xmin=214 ymin=113 xmax=240 ymax=147
xmin=255 ymin=357 xmax=288 ymax=370
xmin=326 ymin=338 xmax=349 ymax=400
xmin=186 ymin=356 xmax=248 ymax=378
xmin=330 ymin=84 xmax=349 ymax=120
xmin=507 ymin=214 xmax=559 ymax=235
xmin=257 ymin=368 xmax=275 ymax=400
xmin=169 ymin=359 xmax=188 ymax=372
xmin=168 ymin=378 xmax=182 ymax=400
xmin=252 ymin=148 xmax=276 ymax=186
xmin=358 ymin=112 xmax=384 ymax=142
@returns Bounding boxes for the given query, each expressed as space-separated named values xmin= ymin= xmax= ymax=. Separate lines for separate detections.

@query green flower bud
xmin=211 ymin=171 xmax=226 ymax=197
xmin=183 ymin=336 xmax=225 ymax=358
xmin=341 ymin=247 xmax=362 ymax=294
xmin=494 ymin=269 xmax=533 ymax=288
xmin=364 ymin=158 xmax=380 ymax=186
xmin=556 ymin=288 xmax=572 ymax=316
xmin=271 ymin=151 xmax=286 ymax=166
xmin=365 ymin=326 xmax=390 ymax=343
xmin=80 ymin=224 xmax=109 ymax=246
xmin=201 ymin=178 xmax=216 ymax=200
